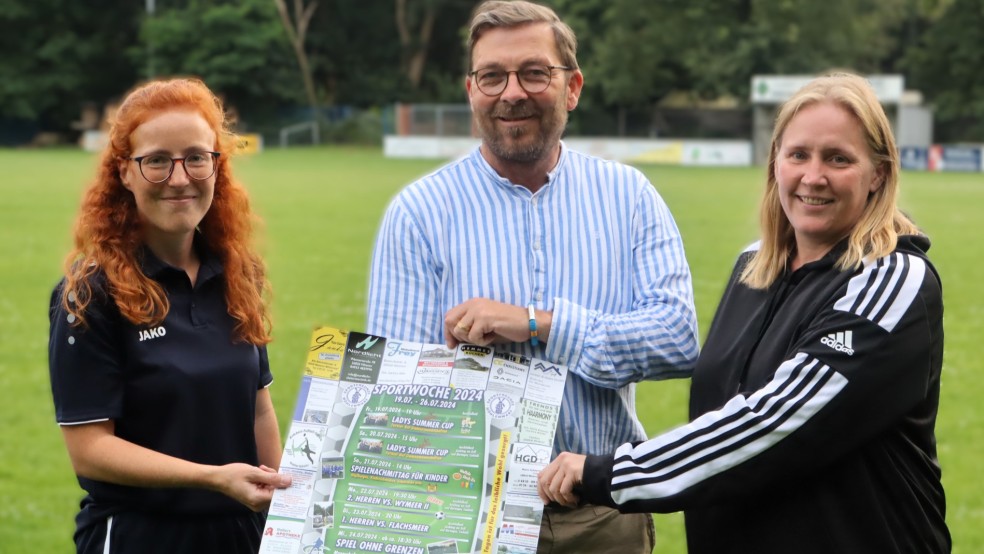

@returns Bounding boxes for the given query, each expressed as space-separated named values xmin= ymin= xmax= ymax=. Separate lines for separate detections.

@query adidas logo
xmin=821 ymin=331 xmax=854 ymax=355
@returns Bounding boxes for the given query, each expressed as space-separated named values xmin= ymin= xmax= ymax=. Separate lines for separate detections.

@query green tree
xmin=0 ymin=0 xmax=142 ymax=130
xmin=138 ymin=0 xmax=301 ymax=128
xmin=735 ymin=0 xmax=908 ymax=82
xmin=395 ymin=0 xmax=438 ymax=90
xmin=304 ymin=0 xmax=474 ymax=106
xmin=273 ymin=0 xmax=320 ymax=116
xmin=555 ymin=0 xmax=914 ymax=135
xmin=903 ymin=0 xmax=984 ymax=141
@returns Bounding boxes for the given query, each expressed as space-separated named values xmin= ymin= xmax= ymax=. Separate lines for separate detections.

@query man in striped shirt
xmin=366 ymin=2 xmax=699 ymax=552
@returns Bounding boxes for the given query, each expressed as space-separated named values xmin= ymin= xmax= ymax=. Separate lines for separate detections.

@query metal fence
xmin=390 ymin=102 xmax=752 ymax=139
xmin=394 ymin=104 xmax=473 ymax=137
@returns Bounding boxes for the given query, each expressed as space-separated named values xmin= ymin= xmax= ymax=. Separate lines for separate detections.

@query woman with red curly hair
xmin=48 ymin=78 xmax=291 ymax=553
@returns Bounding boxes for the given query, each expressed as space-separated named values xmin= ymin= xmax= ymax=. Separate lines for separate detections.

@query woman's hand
xmin=537 ymin=452 xmax=586 ymax=508
xmin=207 ymin=463 xmax=292 ymax=512
xmin=62 ymin=422 xmax=291 ymax=513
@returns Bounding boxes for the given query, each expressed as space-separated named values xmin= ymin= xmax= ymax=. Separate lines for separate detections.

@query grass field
xmin=1 ymin=146 xmax=980 ymax=553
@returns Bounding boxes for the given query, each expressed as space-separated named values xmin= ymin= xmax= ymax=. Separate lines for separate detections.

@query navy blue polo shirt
xmin=48 ymin=245 xmax=273 ymax=529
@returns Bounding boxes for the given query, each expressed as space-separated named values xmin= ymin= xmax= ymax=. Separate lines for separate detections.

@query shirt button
xmin=535 ymin=292 xmax=543 ymax=302
xmin=533 ymin=241 xmax=541 ymax=251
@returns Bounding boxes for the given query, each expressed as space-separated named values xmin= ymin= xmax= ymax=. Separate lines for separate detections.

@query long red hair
xmin=62 ymin=77 xmax=271 ymax=345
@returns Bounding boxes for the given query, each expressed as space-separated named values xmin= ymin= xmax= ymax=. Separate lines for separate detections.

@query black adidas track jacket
xmin=580 ymin=235 xmax=950 ymax=553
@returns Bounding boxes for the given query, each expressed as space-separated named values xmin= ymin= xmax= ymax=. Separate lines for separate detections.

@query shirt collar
xmin=786 ymin=238 xmax=850 ymax=279
xmin=469 ymin=141 xmax=569 ymax=192
xmin=137 ymin=233 xmax=223 ymax=283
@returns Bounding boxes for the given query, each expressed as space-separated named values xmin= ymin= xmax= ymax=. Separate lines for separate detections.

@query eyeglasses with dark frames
xmin=129 ymin=151 xmax=221 ymax=183
xmin=469 ymin=64 xmax=573 ymax=96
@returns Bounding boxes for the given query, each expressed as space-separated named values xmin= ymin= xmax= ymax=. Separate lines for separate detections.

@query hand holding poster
xmin=260 ymin=327 xmax=568 ymax=554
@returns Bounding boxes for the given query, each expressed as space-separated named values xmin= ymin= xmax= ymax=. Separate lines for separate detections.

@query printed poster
xmin=260 ymin=327 xmax=568 ymax=554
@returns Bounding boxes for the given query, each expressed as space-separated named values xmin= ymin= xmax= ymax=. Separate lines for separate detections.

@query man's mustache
xmin=491 ymin=103 xmax=538 ymax=119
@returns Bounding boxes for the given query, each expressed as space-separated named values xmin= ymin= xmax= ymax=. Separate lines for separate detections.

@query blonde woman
xmin=538 ymin=73 xmax=950 ymax=553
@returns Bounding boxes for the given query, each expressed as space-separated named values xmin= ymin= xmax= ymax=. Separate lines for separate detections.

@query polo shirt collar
xmin=137 ymin=233 xmax=223 ymax=284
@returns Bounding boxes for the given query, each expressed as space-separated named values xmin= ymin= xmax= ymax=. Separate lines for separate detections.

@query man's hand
xmin=537 ymin=452 xmax=586 ymax=508
xmin=444 ymin=298 xmax=550 ymax=348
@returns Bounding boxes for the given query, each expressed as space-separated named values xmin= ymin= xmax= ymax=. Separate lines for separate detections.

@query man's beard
xmin=477 ymin=101 xmax=568 ymax=165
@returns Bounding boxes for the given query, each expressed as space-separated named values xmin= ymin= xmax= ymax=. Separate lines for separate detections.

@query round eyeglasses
xmin=129 ymin=151 xmax=221 ymax=183
xmin=469 ymin=64 xmax=573 ymax=96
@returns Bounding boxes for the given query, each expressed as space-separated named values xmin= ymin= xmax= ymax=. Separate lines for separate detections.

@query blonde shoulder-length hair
xmin=740 ymin=72 xmax=921 ymax=289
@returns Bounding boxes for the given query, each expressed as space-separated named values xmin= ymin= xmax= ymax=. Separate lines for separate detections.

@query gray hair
xmin=467 ymin=1 xmax=579 ymax=71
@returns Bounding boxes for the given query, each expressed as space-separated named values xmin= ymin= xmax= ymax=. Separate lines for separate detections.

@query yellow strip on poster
xmin=482 ymin=431 xmax=511 ymax=553
xmin=303 ymin=326 xmax=347 ymax=380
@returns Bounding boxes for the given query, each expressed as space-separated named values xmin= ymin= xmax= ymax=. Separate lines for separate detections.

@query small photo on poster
xmin=321 ymin=456 xmax=345 ymax=479
xmin=302 ymin=410 xmax=329 ymax=424
xmin=356 ymin=438 xmax=384 ymax=454
xmin=311 ymin=501 xmax=334 ymax=530
xmin=362 ymin=412 xmax=390 ymax=426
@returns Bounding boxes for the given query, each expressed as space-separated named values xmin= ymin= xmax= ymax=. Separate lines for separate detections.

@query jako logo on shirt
xmin=821 ymin=330 xmax=854 ymax=355
xmin=138 ymin=326 xmax=167 ymax=342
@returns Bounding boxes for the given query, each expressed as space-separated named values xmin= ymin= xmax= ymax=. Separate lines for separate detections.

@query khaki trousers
xmin=536 ymin=504 xmax=654 ymax=554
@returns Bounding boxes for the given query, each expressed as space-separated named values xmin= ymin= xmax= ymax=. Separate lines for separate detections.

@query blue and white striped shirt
xmin=367 ymin=145 xmax=699 ymax=455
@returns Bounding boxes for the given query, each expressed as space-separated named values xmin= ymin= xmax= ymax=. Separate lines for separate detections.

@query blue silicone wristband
xmin=528 ymin=303 xmax=539 ymax=347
